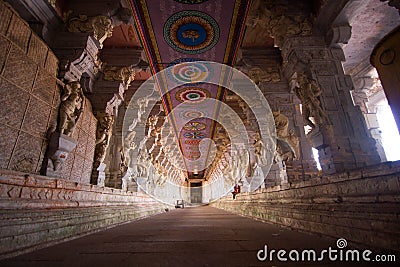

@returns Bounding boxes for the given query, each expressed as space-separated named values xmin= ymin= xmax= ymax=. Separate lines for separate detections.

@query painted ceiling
xmin=129 ymin=0 xmax=249 ymax=178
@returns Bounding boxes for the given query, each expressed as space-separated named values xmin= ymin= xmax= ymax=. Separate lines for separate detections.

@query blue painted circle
xmin=176 ymin=23 xmax=207 ymax=46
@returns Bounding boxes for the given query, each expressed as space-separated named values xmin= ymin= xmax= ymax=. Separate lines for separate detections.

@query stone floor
xmin=0 ymin=206 xmax=397 ymax=267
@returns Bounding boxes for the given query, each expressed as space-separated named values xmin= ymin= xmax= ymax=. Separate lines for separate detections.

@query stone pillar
xmin=45 ymin=132 xmax=77 ymax=177
xmin=91 ymin=112 xmax=114 ymax=185
xmin=282 ymin=36 xmax=381 ymax=174
xmin=260 ymin=83 xmax=318 ymax=182
xmin=371 ymin=26 xmax=400 ymax=134
xmin=352 ymin=76 xmax=387 ymax=162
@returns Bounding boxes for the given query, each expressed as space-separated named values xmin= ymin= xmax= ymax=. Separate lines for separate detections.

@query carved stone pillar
xmin=352 ymin=76 xmax=387 ymax=162
xmin=91 ymin=112 xmax=114 ymax=186
xmin=371 ymin=26 xmax=400 ymax=134
xmin=55 ymin=35 xmax=103 ymax=92
xmin=261 ymin=83 xmax=318 ymax=182
xmin=282 ymin=36 xmax=381 ymax=174
xmin=43 ymin=81 xmax=83 ymax=177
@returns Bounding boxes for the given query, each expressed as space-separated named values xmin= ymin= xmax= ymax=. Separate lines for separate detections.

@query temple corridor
xmin=0 ymin=0 xmax=400 ymax=265
xmin=1 ymin=205 xmax=393 ymax=267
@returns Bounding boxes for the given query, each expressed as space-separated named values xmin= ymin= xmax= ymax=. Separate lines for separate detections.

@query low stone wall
xmin=211 ymin=161 xmax=400 ymax=252
xmin=0 ymin=170 xmax=168 ymax=259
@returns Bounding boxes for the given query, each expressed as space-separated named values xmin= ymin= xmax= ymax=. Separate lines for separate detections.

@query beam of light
xmin=376 ymin=100 xmax=400 ymax=161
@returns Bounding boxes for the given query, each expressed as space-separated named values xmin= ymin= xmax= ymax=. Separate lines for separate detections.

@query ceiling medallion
xmin=180 ymin=110 xmax=208 ymax=119
xmin=168 ymin=58 xmax=212 ymax=85
xmin=174 ymin=0 xmax=209 ymax=4
xmin=164 ymin=11 xmax=219 ymax=54
xmin=184 ymin=139 xmax=202 ymax=145
xmin=175 ymin=87 xmax=210 ymax=104
xmin=183 ymin=132 xmax=206 ymax=139
xmin=183 ymin=121 xmax=206 ymax=131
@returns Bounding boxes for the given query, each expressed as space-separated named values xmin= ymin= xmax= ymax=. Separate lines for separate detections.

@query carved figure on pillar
xmin=272 ymin=111 xmax=300 ymax=161
xmin=123 ymin=131 xmax=137 ymax=167
xmin=248 ymin=67 xmax=281 ymax=84
xmin=287 ymin=129 xmax=300 ymax=159
xmin=58 ymin=81 xmax=84 ymax=136
xmin=67 ymin=15 xmax=114 ymax=47
xmin=294 ymin=72 xmax=330 ymax=129
xmin=103 ymin=65 xmax=136 ymax=88
xmin=254 ymin=132 xmax=268 ymax=166
xmin=246 ymin=0 xmax=312 ymax=47
xmin=93 ymin=114 xmax=114 ymax=167
xmin=146 ymin=115 xmax=159 ymax=138
xmin=119 ymin=146 xmax=128 ymax=177
xmin=273 ymin=110 xmax=289 ymax=138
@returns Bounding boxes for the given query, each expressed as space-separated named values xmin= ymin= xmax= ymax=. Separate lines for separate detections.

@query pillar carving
xmin=57 ymin=81 xmax=85 ymax=136
xmin=351 ymin=75 xmax=387 ymax=162
xmin=246 ymin=0 xmax=313 ymax=47
xmin=262 ymin=84 xmax=318 ymax=181
xmin=44 ymin=81 xmax=83 ymax=177
xmin=66 ymin=15 xmax=114 ymax=48
xmin=91 ymin=112 xmax=114 ymax=186
xmin=57 ymin=35 xmax=103 ymax=92
xmin=102 ymin=65 xmax=136 ymax=88
xmin=282 ymin=36 xmax=381 ymax=174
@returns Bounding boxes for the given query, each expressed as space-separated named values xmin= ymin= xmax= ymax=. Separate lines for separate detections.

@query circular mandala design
xmin=168 ymin=59 xmax=212 ymax=85
xmin=183 ymin=121 xmax=206 ymax=131
xmin=164 ymin=11 xmax=219 ymax=54
xmin=176 ymin=87 xmax=210 ymax=104
xmin=174 ymin=0 xmax=209 ymax=4
xmin=180 ymin=110 xmax=208 ymax=119
xmin=183 ymin=132 xmax=206 ymax=139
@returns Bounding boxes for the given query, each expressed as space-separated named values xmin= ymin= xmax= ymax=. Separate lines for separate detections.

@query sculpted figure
xmin=147 ymin=115 xmax=158 ymax=138
xmin=254 ymin=132 xmax=268 ymax=166
xmin=273 ymin=110 xmax=289 ymax=139
xmin=120 ymin=66 xmax=136 ymax=87
xmin=287 ymin=129 xmax=300 ymax=159
xmin=103 ymin=65 xmax=136 ymax=88
xmin=94 ymin=114 xmax=114 ymax=165
xmin=248 ymin=67 xmax=280 ymax=84
xmin=137 ymin=148 xmax=150 ymax=177
xmin=123 ymin=131 xmax=137 ymax=167
xmin=245 ymin=0 xmax=312 ymax=47
xmin=295 ymin=73 xmax=330 ymax=129
xmin=67 ymin=15 xmax=113 ymax=47
xmin=119 ymin=146 xmax=128 ymax=176
xmin=58 ymin=81 xmax=84 ymax=136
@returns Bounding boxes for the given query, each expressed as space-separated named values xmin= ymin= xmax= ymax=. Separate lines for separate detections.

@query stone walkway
xmin=0 ymin=206 xmax=394 ymax=267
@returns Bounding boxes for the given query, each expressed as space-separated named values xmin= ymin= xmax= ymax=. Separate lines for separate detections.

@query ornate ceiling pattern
xmin=129 ymin=0 xmax=249 ymax=178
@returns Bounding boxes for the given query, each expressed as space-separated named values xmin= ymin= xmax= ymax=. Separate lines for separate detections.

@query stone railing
xmin=0 ymin=170 xmax=167 ymax=259
xmin=211 ymin=161 xmax=400 ymax=252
